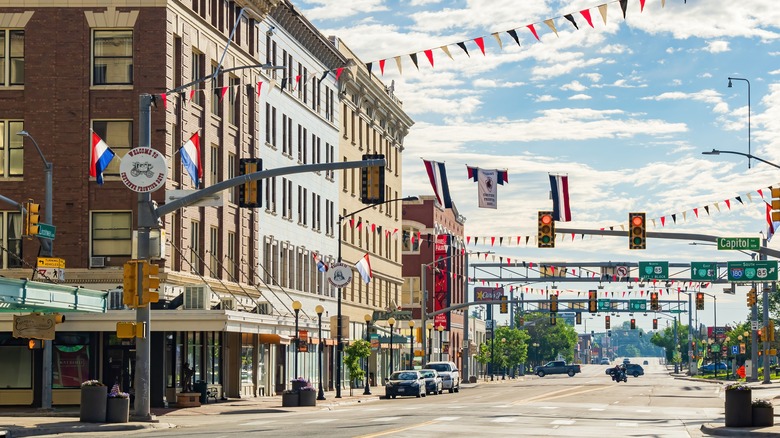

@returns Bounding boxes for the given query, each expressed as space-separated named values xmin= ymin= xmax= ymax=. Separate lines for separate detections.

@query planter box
xmin=725 ymin=389 xmax=752 ymax=427
xmin=299 ymin=391 xmax=316 ymax=407
xmin=106 ymin=397 xmax=130 ymax=423
xmin=752 ymin=406 xmax=774 ymax=427
xmin=176 ymin=392 xmax=201 ymax=407
xmin=79 ymin=385 xmax=107 ymax=423
xmin=282 ymin=392 xmax=299 ymax=407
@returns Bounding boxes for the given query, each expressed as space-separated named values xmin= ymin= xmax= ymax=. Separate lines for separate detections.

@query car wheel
xmin=537 ymin=371 xmax=545 ymax=377
xmin=454 ymin=385 xmax=459 ymax=393
xmin=449 ymin=387 xmax=454 ymax=393
xmin=391 ymin=395 xmax=396 ymax=399
xmin=633 ymin=372 xmax=639 ymax=377
xmin=568 ymin=370 xmax=575 ymax=377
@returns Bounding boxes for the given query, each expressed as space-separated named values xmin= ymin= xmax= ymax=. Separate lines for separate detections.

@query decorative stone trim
xmin=84 ymin=6 xmax=139 ymax=28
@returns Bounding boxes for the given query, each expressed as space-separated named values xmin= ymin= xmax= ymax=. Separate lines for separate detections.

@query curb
xmin=1 ymin=422 xmax=173 ymax=438
xmin=701 ymin=423 xmax=780 ymax=437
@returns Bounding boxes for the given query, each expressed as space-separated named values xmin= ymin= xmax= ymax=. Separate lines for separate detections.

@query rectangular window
xmin=0 ymin=30 xmax=24 ymax=86
xmin=282 ymin=178 xmax=289 ymax=219
xmin=228 ymin=75 xmax=240 ymax=126
xmin=265 ymin=176 xmax=276 ymax=213
xmin=282 ymin=115 xmax=289 ymax=155
xmin=211 ymin=63 xmax=221 ymax=115
xmin=93 ymin=30 xmax=132 ymax=85
xmin=191 ymin=51 xmax=204 ymax=106
xmin=210 ymin=144 xmax=219 ymax=186
xmin=265 ymin=103 xmax=271 ymax=145
xmin=0 ymin=120 xmax=24 ymax=177
xmin=91 ymin=211 xmax=132 ymax=257
xmin=227 ymin=232 xmax=235 ymax=279
xmin=227 ymin=153 xmax=236 ymax=204
xmin=190 ymin=220 xmax=201 ymax=274
xmin=209 ymin=226 xmax=219 ymax=278
xmin=92 ymin=120 xmax=132 ymax=179
xmin=286 ymin=179 xmax=293 ymax=219
xmin=0 ymin=211 xmax=23 ymax=268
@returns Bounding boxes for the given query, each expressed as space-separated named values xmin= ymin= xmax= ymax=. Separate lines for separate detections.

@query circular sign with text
xmin=119 ymin=147 xmax=168 ymax=193
xmin=327 ymin=262 xmax=353 ymax=288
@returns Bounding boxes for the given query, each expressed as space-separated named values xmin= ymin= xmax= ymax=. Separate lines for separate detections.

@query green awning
xmin=0 ymin=277 xmax=107 ymax=313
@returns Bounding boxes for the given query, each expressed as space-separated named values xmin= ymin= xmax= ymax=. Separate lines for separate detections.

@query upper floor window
xmin=0 ymin=120 xmax=24 ymax=177
xmin=92 ymin=120 xmax=132 ymax=179
xmin=91 ymin=211 xmax=132 ymax=257
xmin=92 ymin=30 xmax=133 ymax=85
xmin=0 ymin=211 xmax=23 ymax=268
xmin=402 ymin=225 xmax=421 ymax=252
xmin=0 ymin=30 xmax=24 ymax=86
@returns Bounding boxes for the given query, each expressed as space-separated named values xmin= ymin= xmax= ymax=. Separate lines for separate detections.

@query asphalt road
xmin=59 ymin=358 xmax=724 ymax=437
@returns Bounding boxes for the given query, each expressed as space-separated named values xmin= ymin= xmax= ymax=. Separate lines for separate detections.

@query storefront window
xmin=53 ymin=332 xmax=93 ymax=388
xmin=0 ymin=334 xmax=31 ymax=388
xmin=187 ymin=332 xmax=202 ymax=382
xmin=241 ymin=333 xmax=253 ymax=385
xmin=205 ymin=332 xmax=221 ymax=385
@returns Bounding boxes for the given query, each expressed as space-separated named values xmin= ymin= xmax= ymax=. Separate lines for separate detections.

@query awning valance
xmin=259 ymin=333 xmax=291 ymax=345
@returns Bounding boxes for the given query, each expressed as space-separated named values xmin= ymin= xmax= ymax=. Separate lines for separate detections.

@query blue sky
xmin=297 ymin=0 xmax=780 ymax=333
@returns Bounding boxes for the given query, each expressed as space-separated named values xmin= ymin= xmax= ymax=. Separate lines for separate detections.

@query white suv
xmin=426 ymin=361 xmax=460 ymax=393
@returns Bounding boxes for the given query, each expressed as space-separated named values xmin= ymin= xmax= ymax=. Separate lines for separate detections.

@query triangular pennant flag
xmin=662 ymin=0 xmax=665 ymax=6
xmin=189 ymin=89 xmax=196 ymax=101
xmin=725 ymin=199 xmax=731 ymax=209
xmin=517 ymin=236 xmax=521 ymax=245
xmin=424 ymin=49 xmax=434 ymax=67
xmin=394 ymin=56 xmax=403 ymax=75
xmin=527 ymin=24 xmax=540 ymax=41
xmin=474 ymin=237 xmax=479 ymax=245
xmin=379 ymin=59 xmax=386 ymax=75
xmin=639 ymin=0 xmax=646 ymax=12
xmin=507 ymin=29 xmax=520 ymax=46
xmin=457 ymin=42 xmax=470 ymax=56
xmin=366 ymin=63 xmax=373 ymax=75
xmin=319 ymin=71 xmax=328 ymax=83
xmin=758 ymin=188 xmax=765 ymax=198
xmin=704 ymin=205 xmax=710 ymax=215
xmin=256 ymin=82 xmax=263 ymax=97
xmin=619 ymin=0 xmax=628 ymax=18
xmin=499 ymin=236 xmax=504 ymax=246
xmin=736 ymin=196 xmax=743 ymax=204
xmin=598 ymin=4 xmax=608 ymax=24
xmin=219 ymin=86 xmax=228 ymax=101
xmin=467 ymin=236 xmax=471 ymax=245
xmin=564 ymin=14 xmax=579 ymax=30
xmin=544 ymin=19 xmax=558 ymax=37
xmin=491 ymin=33 xmax=502 ymax=49
xmin=714 ymin=202 xmax=721 ymax=212
xmin=280 ymin=77 xmax=288 ymax=89
xmin=160 ymin=93 xmax=168 ymax=109
xmin=661 ymin=216 xmax=666 ymax=227
xmin=335 ymin=67 xmax=344 ymax=80
xmin=440 ymin=46 xmax=453 ymax=60
xmin=491 ymin=236 xmax=495 ymax=246
xmin=747 ymin=193 xmax=753 ymax=202
xmin=409 ymin=53 xmax=419 ymax=70
xmin=580 ymin=9 xmax=594 ymax=28
xmin=474 ymin=37 xmax=485 ymax=55
xmin=682 ymin=211 xmax=687 ymax=222
xmin=671 ymin=213 xmax=677 ymax=224
xmin=694 ymin=207 xmax=699 ymax=218
xmin=180 ymin=90 xmax=187 ymax=103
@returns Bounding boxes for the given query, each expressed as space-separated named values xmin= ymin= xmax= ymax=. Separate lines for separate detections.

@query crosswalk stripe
xmin=372 ymin=416 xmax=401 ymax=422
xmin=492 ymin=417 xmax=518 ymax=423
xmin=434 ymin=417 xmax=460 ymax=421
xmin=240 ymin=420 xmax=275 ymax=426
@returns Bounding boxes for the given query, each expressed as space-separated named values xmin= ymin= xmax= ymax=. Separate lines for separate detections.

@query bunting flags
xmin=467 ymin=166 xmax=508 ymax=209
xmin=423 ymin=160 xmax=453 ymax=209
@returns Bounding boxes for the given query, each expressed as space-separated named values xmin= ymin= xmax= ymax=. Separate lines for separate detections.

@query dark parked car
xmin=419 ymin=369 xmax=443 ymax=395
xmin=385 ymin=370 xmax=426 ymax=399
xmin=606 ymin=364 xmax=644 ymax=377
xmin=699 ymin=362 xmax=728 ymax=374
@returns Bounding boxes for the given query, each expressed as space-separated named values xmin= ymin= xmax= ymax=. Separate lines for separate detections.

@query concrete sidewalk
xmin=0 ymin=389 xmax=383 ymax=437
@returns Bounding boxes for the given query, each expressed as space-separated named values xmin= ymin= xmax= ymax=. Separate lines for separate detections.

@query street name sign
xmin=638 ymin=261 xmax=669 ymax=280
xmin=36 ymin=223 xmax=56 ymax=239
xmin=690 ymin=262 xmax=717 ymax=281
xmin=727 ymin=261 xmax=779 ymax=282
xmin=717 ymin=237 xmax=760 ymax=251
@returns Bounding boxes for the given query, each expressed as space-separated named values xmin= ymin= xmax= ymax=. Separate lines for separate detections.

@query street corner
xmin=701 ymin=423 xmax=780 ymax=437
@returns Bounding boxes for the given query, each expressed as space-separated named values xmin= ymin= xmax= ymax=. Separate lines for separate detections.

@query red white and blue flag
xmin=312 ymin=252 xmax=328 ymax=272
xmin=423 ymin=159 xmax=452 ymax=208
xmin=180 ymin=132 xmax=203 ymax=187
xmin=549 ymin=174 xmax=572 ymax=222
xmin=90 ymin=132 xmax=115 ymax=185
xmin=355 ymin=253 xmax=372 ymax=284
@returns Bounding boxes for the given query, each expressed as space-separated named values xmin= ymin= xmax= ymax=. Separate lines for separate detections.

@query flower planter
xmin=725 ymin=389 xmax=752 ymax=427
xmin=752 ymin=406 xmax=774 ymax=427
xmin=106 ymin=397 xmax=130 ymax=423
xmin=80 ymin=385 xmax=107 ymax=423
xmin=299 ymin=391 xmax=316 ymax=406
xmin=282 ymin=392 xmax=299 ymax=407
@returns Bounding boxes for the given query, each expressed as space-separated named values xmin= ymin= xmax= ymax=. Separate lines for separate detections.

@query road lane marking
xmin=617 ymin=422 xmax=639 ymax=427
xmin=493 ymin=404 xmax=514 ymax=408
xmin=492 ymin=417 xmax=518 ymax=423
xmin=240 ymin=420 xmax=275 ymax=426
xmin=636 ymin=409 xmax=651 ymax=413
xmin=372 ymin=417 xmax=402 ymax=422
xmin=539 ymin=406 xmax=558 ymax=409
xmin=434 ymin=417 xmax=459 ymax=421
xmin=551 ymin=420 xmax=575 ymax=425
xmin=525 ymin=386 xmax=608 ymax=403
xmin=308 ymin=419 xmax=337 ymax=423
xmin=357 ymin=420 xmax=439 ymax=438
xmin=588 ymin=408 xmax=605 ymax=411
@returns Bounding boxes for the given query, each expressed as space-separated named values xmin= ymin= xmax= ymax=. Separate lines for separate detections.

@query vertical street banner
xmin=434 ymin=234 xmax=451 ymax=330
xmin=467 ymin=166 xmax=508 ymax=209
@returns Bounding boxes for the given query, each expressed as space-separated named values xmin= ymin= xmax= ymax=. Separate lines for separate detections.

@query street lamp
xmin=408 ymin=320 xmax=415 ymax=369
xmin=363 ymin=314 xmax=372 ymax=395
xmin=532 ymin=342 xmax=540 ymax=368
xmin=701 ymin=149 xmax=780 ymax=170
xmin=16 ymin=131 xmax=53 ymax=257
xmin=388 ymin=317 xmax=396 ymax=373
xmin=292 ymin=300 xmax=302 ymax=378
xmin=315 ymin=305 xmax=325 ymax=401
xmin=726 ymin=77 xmax=751 ymax=169
xmin=335 ymin=196 xmax=416 ymax=398
xmin=437 ymin=325 xmax=445 ymax=362
xmin=426 ymin=321 xmax=434 ymax=364
xmin=700 ymin=292 xmax=718 ymax=379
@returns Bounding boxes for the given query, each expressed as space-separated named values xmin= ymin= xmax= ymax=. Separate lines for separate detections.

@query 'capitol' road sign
xmin=717 ymin=237 xmax=760 ymax=251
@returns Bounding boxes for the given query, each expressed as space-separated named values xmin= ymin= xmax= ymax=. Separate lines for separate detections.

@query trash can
xmin=194 ymin=380 xmax=208 ymax=404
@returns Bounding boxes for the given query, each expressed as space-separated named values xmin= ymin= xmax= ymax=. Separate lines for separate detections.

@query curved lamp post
xmin=727 ymin=77 xmax=751 ymax=169
xmin=16 ymin=131 xmax=53 ymax=257
xmin=292 ymin=300 xmax=302 ymax=378
xmin=363 ymin=314 xmax=372 ymax=395
xmin=315 ymin=305 xmax=325 ymax=400
xmin=408 ymin=320 xmax=415 ymax=369
xmin=388 ymin=317 xmax=396 ymax=373
xmin=702 ymin=149 xmax=780 ymax=170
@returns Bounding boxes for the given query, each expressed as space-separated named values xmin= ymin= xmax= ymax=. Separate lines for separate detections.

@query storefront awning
xmin=0 ymin=277 xmax=107 ymax=313
xmin=259 ymin=333 xmax=291 ymax=345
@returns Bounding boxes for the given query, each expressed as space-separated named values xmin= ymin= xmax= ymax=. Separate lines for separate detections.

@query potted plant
xmin=298 ymin=382 xmax=317 ymax=407
xmin=724 ymin=382 xmax=752 ymax=427
xmin=79 ymin=380 xmax=107 ymax=423
xmin=291 ymin=377 xmax=308 ymax=393
xmin=106 ymin=384 xmax=130 ymax=423
xmin=282 ymin=389 xmax=299 ymax=407
xmin=752 ymin=398 xmax=774 ymax=427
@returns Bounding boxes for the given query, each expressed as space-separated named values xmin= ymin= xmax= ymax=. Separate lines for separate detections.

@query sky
xmin=295 ymin=0 xmax=780 ymax=334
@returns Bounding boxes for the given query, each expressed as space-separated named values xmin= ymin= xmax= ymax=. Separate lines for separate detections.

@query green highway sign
xmin=727 ymin=261 xmax=779 ymax=282
xmin=717 ymin=237 xmax=760 ymax=251
xmin=638 ymin=261 xmax=669 ymax=280
xmin=36 ymin=223 xmax=56 ymax=239
xmin=691 ymin=262 xmax=718 ymax=281
xmin=597 ymin=299 xmax=611 ymax=311
xmin=629 ymin=299 xmax=647 ymax=312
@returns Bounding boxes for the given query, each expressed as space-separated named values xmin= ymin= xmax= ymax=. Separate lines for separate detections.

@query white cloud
xmin=535 ymin=94 xmax=558 ymax=102
xmin=569 ymin=93 xmax=592 ymax=100
xmin=642 ymin=89 xmax=730 ymax=114
xmin=561 ymin=80 xmax=587 ymax=91
xmin=581 ymin=73 xmax=602 ymax=83
xmin=704 ymin=40 xmax=730 ymax=53
xmin=298 ymin=0 xmax=388 ymax=20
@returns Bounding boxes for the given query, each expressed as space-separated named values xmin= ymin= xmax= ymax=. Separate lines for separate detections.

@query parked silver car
xmin=419 ymin=369 xmax=443 ymax=395
xmin=426 ymin=361 xmax=460 ymax=393
xmin=385 ymin=370 xmax=426 ymax=399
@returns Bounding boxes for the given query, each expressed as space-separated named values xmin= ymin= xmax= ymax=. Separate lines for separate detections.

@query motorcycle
xmin=611 ymin=369 xmax=627 ymax=383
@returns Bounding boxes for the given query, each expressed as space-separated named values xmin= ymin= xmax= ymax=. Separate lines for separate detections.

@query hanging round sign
xmin=119 ymin=147 xmax=168 ymax=193
xmin=327 ymin=262 xmax=353 ymax=288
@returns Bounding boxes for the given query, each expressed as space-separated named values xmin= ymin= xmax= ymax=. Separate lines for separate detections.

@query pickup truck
xmin=534 ymin=361 xmax=581 ymax=377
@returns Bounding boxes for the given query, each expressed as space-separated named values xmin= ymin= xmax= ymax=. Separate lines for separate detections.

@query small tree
xmin=343 ymin=339 xmax=371 ymax=396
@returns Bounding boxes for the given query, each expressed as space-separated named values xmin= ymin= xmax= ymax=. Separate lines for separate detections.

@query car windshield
xmin=420 ymin=370 xmax=435 ymax=378
xmin=391 ymin=372 xmax=417 ymax=380
xmin=427 ymin=364 xmax=449 ymax=372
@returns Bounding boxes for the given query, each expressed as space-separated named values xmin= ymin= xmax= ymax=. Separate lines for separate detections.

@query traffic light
xmin=650 ymin=292 xmax=659 ymax=311
xmin=628 ymin=212 xmax=646 ymax=249
xmin=747 ymin=288 xmax=757 ymax=307
xmin=630 ymin=318 xmax=636 ymax=330
xmin=238 ymin=158 xmax=262 ymax=208
xmin=772 ymin=187 xmax=780 ymax=222
xmin=550 ymin=314 xmax=557 ymax=325
xmin=696 ymin=292 xmax=704 ymax=310
xmin=588 ymin=290 xmax=597 ymax=313
xmin=141 ymin=261 xmax=161 ymax=305
xmin=576 ymin=312 xmax=582 ymax=325
xmin=123 ymin=260 xmax=140 ymax=307
xmin=550 ymin=294 xmax=558 ymax=313
xmin=605 ymin=315 xmax=611 ymax=329
xmin=24 ymin=200 xmax=40 ymax=237
xmin=360 ymin=154 xmax=385 ymax=204
xmin=28 ymin=339 xmax=43 ymax=349
xmin=500 ymin=296 xmax=508 ymax=314
xmin=607 ymin=330 xmax=612 ymax=337
xmin=537 ymin=211 xmax=555 ymax=248
xmin=759 ymin=328 xmax=765 ymax=342
xmin=770 ymin=320 xmax=776 ymax=342
xmin=653 ymin=318 xmax=658 ymax=329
